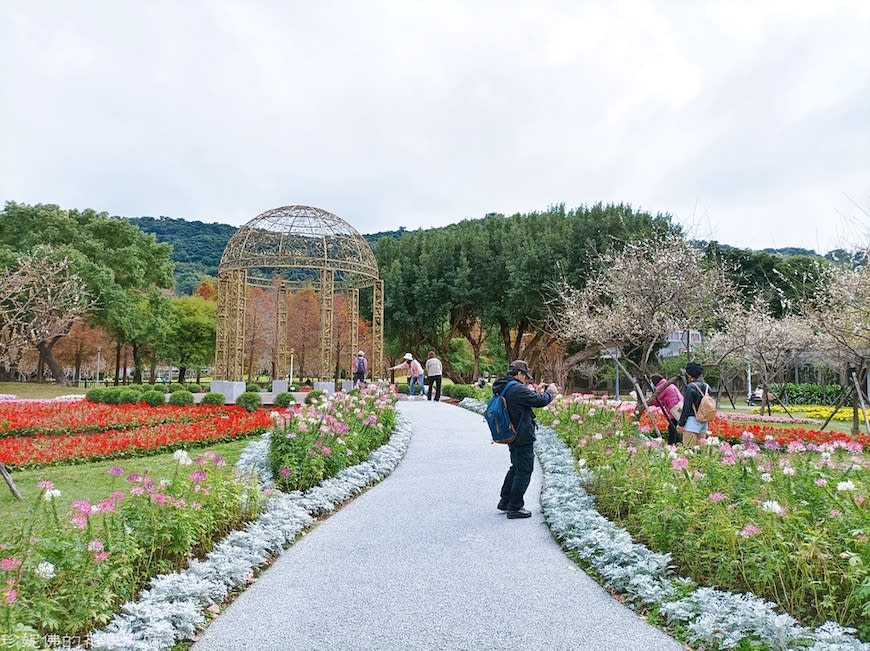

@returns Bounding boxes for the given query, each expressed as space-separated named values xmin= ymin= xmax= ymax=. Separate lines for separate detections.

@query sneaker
xmin=506 ymin=508 xmax=531 ymax=519
xmin=497 ymin=500 xmax=508 ymax=511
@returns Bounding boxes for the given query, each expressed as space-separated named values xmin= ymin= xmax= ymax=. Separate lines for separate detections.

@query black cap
xmin=509 ymin=360 xmax=534 ymax=380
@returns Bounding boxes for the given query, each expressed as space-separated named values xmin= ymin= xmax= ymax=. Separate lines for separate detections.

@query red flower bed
xmin=0 ymin=407 xmax=272 ymax=467
xmin=0 ymin=401 xmax=228 ymax=438
xmin=638 ymin=410 xmax=870 ymax=448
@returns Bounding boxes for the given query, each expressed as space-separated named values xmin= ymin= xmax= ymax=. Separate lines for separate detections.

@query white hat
xmin=358 ymin=350 xmax=365 ymax=356
xmin=403 ymin=353 xmax=413 ymax=361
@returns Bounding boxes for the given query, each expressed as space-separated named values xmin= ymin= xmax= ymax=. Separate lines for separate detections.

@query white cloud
xmin=0 ymin=0 xmax=868 ymax=253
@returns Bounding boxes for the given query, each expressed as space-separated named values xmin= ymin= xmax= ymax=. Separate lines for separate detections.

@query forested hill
xmin=128 ymin=217 xmax=237 ymax=295
xmin=129 ymin=215 xmax=837 ymax=296
xmin=127 ymin=216 xmax=406 ymax=295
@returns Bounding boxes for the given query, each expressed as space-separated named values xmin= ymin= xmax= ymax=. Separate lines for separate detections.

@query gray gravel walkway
xmin=193 ymin=400 xmax=682 ymax=651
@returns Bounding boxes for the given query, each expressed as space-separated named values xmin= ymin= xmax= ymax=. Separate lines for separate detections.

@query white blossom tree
xmin=551 ymin=235 xmax=737 ymax=377
xmin=0 ymin=247 xmax=92 ymax=383
xmin=707 ymin=299 xmax=815 ymax=415
xmin=802 ymin=261 xmax=870 ymax=432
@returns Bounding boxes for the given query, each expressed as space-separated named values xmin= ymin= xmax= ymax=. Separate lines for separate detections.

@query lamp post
xmin=96 ymin=346 xmax=102 ymax=386
xmin=289 ymin=348 xmax=295 ymax=386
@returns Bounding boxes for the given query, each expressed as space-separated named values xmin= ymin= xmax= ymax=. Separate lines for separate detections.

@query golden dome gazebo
xmin=213 ymin=205 xmax=383 ymax=387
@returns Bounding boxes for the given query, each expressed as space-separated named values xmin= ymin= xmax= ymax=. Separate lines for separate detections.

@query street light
xmin=96 ymin=346 xmax=102 ymax=386
xmin=289 ymin=348 xmax=295 ymax=386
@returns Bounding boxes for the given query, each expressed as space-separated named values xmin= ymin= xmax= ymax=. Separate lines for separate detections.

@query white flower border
xmin=82 ymin=413 xmax=413 ymax=651
xmin=460 ymin=397 xmax=869 ymax=651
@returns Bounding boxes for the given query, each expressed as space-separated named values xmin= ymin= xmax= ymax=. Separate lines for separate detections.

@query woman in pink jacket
xmin=389 ymin=353 xmax=425 ymax=397
xmin=649 ymin=374 xmax=682 ymax=444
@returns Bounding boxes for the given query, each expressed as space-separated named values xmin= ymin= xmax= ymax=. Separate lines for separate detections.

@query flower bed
xmin=269 ymin=384 xmax=397 ymax=492
xmin=461 ymin=397 xmax=870 ymax=650
xmin=0 ymin=386 xmax=400 ymax=648
xmin=545 ymin=394 xmax=870 ymax=643
xmin=0 ymin=408 xmax=272 ymax=468
xmin=0 ymin=451 xmax=264 ymax=642
xmin=0 ymin=401 xmax=231 ymax=438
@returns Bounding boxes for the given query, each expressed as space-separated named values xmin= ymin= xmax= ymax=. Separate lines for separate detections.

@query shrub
xmin=304 ymin=389 xmax=325 ymax=405
xmin=118 ymin=388 xmax=142 ymax=404
xmin=168 ymin=389 xmax=195 ymax=406
xmin=142 ymin=390 xmax=166 ymax=406
xmin=101 ymin=388 xmax=123 ymax=405
xmin=168 ymin=383 xmax=186 ymax=393
xmin=236 ymin=391 xmax=262 ymax=412
xmin=274 ymin=391 xmax=296 ymax=408
xmin=245 ymin=383 xmax=261 ymax=393
xmin=185 ymin=383 xmax=202 ymax=393
xmin=85 ymin=387 xmax=109 ymax=403
xmin=443 ymin=384 xmax=489 ymax=401
xmin=200 ymin=391 xmax=226 ymax=406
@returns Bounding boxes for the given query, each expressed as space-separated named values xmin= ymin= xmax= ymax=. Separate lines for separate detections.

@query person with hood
xmin=493 ymin=360 xmax=558 ymax=519
xmin=389 ymin=353 xmax=425 ymax=397
xmin=352 ymin=351 xmax=367 ymax=387
xmin=677 ymin=360 xmax=709 ymax=446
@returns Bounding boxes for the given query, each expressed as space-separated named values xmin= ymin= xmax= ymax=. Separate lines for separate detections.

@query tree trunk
xmin=132 ymin=342 xmax=143 ymax=384
xmin=178 ymin=367 xmax=187 ymax=384
xmin=114 ymin=341 xmax=122 ymax=386
xmin=36 ymin=338 xmax=68 ymax=386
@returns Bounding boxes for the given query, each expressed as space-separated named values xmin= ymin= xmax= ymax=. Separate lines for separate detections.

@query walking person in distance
xmin=492 ymin=360 xmax=558 ymax=519
xmin=352 ymin=351 xmax=367 ymax=388
xmin=425 ymin=351 xmax=443 ymax=401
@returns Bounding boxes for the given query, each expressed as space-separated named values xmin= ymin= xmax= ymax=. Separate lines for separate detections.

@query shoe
xmin=506 ymin=508 xmax=531 ymax=519
xmin=497 ymin=500 xmax=508 ymax=511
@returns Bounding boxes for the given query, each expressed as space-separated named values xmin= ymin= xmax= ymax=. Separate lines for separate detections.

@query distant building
xmin=659 ymin=329 xmax=701 ymax=357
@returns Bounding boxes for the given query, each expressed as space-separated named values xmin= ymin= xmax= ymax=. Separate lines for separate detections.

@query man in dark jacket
xmin=492 ymin=360 xmax=558 ymax=519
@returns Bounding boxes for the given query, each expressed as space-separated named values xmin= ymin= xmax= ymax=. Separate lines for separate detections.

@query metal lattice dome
xmin=218 ymin=205 xmax=379 ymax=287
xmin=213 ymin=204 xmax=384 ymax=384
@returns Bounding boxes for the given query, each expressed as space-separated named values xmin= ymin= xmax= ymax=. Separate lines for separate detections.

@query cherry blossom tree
xmin=551 ymin=235 xmax=737 ymax=381
xmin=707 ymin=299 xmax=815 ymax=414
xmin=802 ymin=262 xmax=870 ymax=432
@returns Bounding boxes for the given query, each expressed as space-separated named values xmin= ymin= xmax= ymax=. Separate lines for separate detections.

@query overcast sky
xmin=1 ymin=1 xmax=868 ymax=253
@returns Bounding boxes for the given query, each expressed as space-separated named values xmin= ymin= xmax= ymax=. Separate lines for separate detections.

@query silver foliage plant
xmin=84 ymin=414 xmax=413 ymax=651
xmin=459 ymin=397 xmax=869 ymax=651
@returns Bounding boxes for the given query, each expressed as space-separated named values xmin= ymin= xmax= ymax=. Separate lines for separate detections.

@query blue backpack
xmin=484 ymin=380 xmax=519 ymax=444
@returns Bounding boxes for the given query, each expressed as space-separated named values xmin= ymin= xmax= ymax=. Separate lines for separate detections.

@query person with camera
xmin=492 ymin=360 xmax=558 ymax=519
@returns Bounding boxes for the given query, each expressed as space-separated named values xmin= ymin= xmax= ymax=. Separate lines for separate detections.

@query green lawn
xmin=0 ymin=437 xmax=254 ymax=541
xmin=0 ymin=381 xmax=87 ymax=400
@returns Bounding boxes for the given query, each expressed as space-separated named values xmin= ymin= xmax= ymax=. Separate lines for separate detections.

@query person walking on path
xmin=492 ymin=360 xmax=557 ymax=519
xmin=424 ymin=351 xmax=443 ymax=401
xmin=389 ymin=353 xmax=425 ymax=397
xmin=649 ymin=373 xmax=682 ymax=444
xmin=677 ymin=361 xmax=709 ymax=446
xmin=352 ymin=351 xmax=368 ymax=387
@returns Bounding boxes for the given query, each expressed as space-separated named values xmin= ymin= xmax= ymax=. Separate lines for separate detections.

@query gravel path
xmin=193 ymin=400 xmax=682 ymax=651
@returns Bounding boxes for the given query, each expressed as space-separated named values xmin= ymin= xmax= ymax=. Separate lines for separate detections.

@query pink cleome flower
xmin=107 ymin=466 xmax=124 ymax=476
xmin=37 ymin=480 xmax=54 ymax=490
xmin=87 ymin=539 xmax=104 ymax=553
xmin=739 ymin=523 xmax=761 ymax=538
xmin=0 ymin=557 xmax=21 ymax=572
xmin=672 ymin=456 xmax=689 ymax=471
xmin=708 ymin=492 xmax=727 ymax=503
xmin=92 ymin=551 xmax=109 ymax=563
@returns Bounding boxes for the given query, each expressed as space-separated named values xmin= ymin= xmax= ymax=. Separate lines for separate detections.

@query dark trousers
xmin=427 ymin=375 xmax=442 ymax=401
xmin=500 ymin=442 xmax=534 ymax=510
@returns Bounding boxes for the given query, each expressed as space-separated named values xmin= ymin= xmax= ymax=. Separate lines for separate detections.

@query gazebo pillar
xmin=319 ymin=269 xmax=334 ymax=378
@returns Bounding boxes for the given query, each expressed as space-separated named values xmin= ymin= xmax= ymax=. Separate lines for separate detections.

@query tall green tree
xmin=168 ymin=295 xmax=217 ymax=384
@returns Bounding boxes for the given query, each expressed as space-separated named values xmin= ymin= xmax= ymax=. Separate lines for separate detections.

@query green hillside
xmin=128 ymin=216 xmax=406 ymax=295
